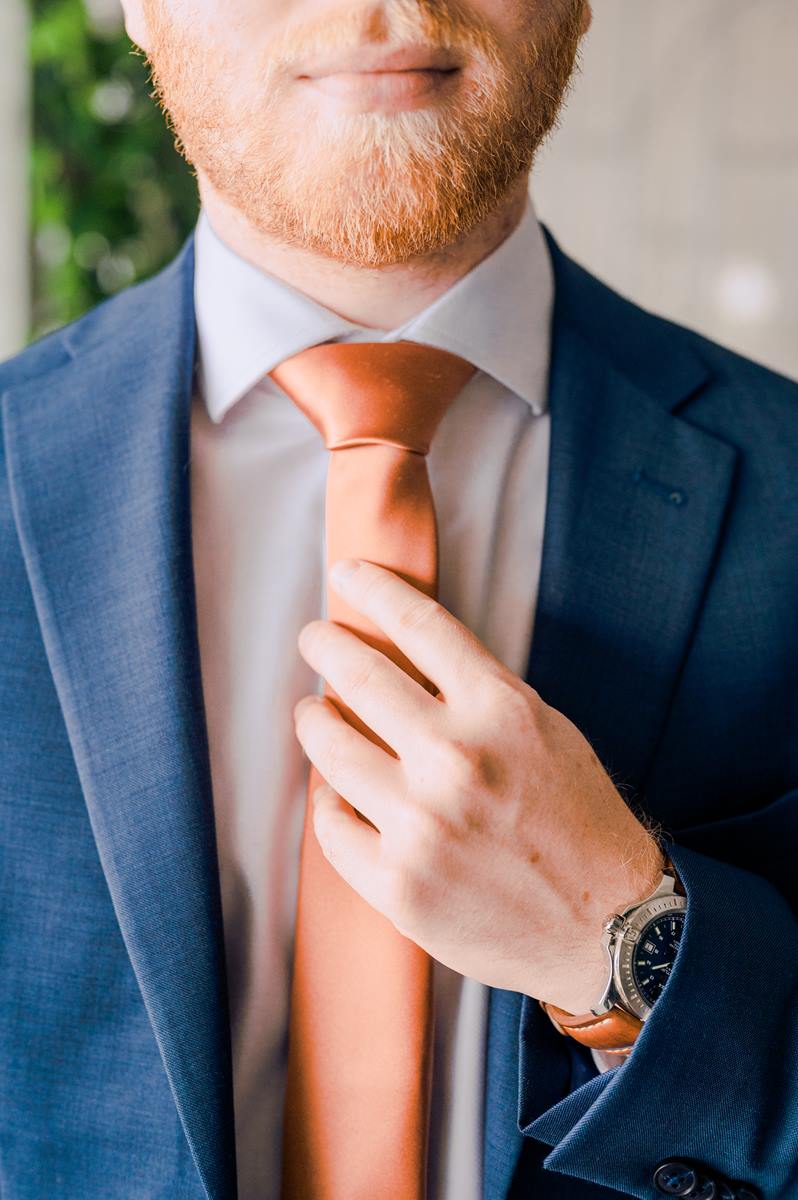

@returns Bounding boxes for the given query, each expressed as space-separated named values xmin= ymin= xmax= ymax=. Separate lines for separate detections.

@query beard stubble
xmin=142 ymin=0 xmax=585 ymax=266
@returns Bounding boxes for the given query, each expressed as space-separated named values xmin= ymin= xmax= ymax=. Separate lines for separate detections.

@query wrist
xmin=544 ymin=940 xmax=611 ymax=1017
xmin=541 ymin=853 xmax=686 ymax=1055
xmin=545 ymin=835 xmax=667 ymax=1015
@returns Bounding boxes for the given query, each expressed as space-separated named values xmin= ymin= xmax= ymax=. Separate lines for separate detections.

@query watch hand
xmin=651 ymin=962 xmax=672 ymax=971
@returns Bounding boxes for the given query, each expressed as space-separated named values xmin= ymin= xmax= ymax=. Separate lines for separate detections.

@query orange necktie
xmin=269 ymin=342 xmax=476 ymax=1200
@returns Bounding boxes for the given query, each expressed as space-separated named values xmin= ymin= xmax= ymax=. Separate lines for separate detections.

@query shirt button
xmin=653 ymin=1163 xmax=699 ymax=1196
xmin=690 ymin=1180 xmax=716 ymax=1200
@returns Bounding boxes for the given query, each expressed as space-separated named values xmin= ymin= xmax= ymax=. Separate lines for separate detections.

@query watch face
xmin=632 ymin=910 xmax=686 ymax=1007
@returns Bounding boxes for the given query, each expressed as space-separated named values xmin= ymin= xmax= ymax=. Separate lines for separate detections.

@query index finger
xmin=329 ymin=558 xmax=502 ymax=702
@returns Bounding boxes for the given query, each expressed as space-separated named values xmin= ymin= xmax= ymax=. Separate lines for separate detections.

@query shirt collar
xmin=194 ymin=190 xmax=554 ymax=424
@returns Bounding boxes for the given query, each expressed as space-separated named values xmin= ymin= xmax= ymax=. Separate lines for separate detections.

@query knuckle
xmin=322 ymin=738 xmax=351 ymax=792
xmin=428 ymin=734 xmax=494 ymax=793
xmin=483 ymin=673 xmax=540 ymax=734
xmin=397 ymin=594 xmax=435 ymax=635
xmin=345 ymin=651 xmax=379 ymax=698
xmin=338 ymin=758 xmax=372 ymax=801
xmin=359 ymin=569 xmax=391 ymax=610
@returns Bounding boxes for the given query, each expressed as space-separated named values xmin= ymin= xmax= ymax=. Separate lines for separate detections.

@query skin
xmin=120 ymin=0 xmax=665 ymax=1015
xmin=122 ymin=0 xmax=591 ymax=326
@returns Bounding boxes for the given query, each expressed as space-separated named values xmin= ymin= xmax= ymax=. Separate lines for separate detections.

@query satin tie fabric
xmin=269 ymin=341 xmax=476 ymax=1200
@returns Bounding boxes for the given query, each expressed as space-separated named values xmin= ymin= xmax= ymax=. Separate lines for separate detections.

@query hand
xmin=293 ymin=559 xmax=665 ymax=1014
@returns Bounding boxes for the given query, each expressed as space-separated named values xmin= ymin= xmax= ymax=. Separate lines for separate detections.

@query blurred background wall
xmin=534 ymin=0 xmax=798 ymax=382
xmin=3 ymin=0 xmax=797 ymax=379
xmin=0 ymin=1 xmax=31 ymax=361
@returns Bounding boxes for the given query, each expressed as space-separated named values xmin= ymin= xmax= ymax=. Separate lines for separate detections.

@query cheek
xmin=170 ymin=0 xmax=230 ymax=18
xmin=123 ymin=0 xmax=157 ymax=48
xmin=159 ymin=0 xmax=286 ymax=51
xmin=202 ymin=0 xmax=297 ymax=41
xmin=472 ymin=0 xmax=536 ymax=52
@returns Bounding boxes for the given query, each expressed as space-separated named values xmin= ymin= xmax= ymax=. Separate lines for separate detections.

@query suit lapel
xmin=2 ymin=237 xmax=237 ymax=1200
xmin=483 ymin=235 xmax=738 ymax=1199
xmin=528 ymin=322 xmax=737 ymax=793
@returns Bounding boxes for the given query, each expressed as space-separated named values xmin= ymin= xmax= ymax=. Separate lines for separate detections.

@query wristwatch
xmin=541 ymin=857 xmax=687 ymax=1056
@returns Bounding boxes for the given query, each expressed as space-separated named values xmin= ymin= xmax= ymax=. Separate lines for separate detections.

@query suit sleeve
xmin=516 ymin=803 xmax=798 ymax=1200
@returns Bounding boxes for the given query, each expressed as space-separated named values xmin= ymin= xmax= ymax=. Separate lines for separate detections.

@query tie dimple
xmin=271 ymin=339 xmax=475 ymax=1200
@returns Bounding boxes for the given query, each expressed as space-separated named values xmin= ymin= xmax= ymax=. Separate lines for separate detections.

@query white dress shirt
xmin=189 ymin=189 xmax=554 ymax=1200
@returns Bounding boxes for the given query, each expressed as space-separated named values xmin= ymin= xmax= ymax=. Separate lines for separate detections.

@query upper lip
xmin=299 ymin=45 xmax=461 ymax=77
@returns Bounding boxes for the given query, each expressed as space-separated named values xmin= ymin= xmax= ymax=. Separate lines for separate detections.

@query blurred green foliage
xmin=30 ymin=0 xmax=198 ymax=338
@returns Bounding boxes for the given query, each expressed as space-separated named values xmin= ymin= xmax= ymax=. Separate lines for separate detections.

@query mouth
xmin=296 ymin=45 xmax=462 ymax=107
xmin=297 ymin=44 xmax=462 ymax=79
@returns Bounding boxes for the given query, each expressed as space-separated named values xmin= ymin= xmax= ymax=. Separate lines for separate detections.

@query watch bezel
xmin=612 ymin=893 xmax=687 ymax=1020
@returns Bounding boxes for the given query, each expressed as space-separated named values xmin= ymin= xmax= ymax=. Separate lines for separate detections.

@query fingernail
xmin=330 ymin=559 xmax=361 ymax=589
xmin=312 ymin=783 xmax=332 ymax=806
xmin=294 ymin=696 xmax=321 ymax=721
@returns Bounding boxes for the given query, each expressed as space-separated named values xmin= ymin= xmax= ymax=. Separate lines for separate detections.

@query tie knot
xmin=268 ymin=340 xmax=476 ymax=453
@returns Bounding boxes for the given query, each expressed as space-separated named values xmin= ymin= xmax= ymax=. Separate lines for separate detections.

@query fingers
xmin=297 ymin=618 xmax=443 ymax=757
xmin=327 ymin=558 xmax=501 ymax=702
xmin=311 ymin=783 xmax=386 ymax=913
xmin=295 ymin=694 xmax=404 ymax=833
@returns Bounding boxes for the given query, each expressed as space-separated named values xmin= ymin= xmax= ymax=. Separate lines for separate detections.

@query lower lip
xmin=303 ymin=68 xmax=459 ymax=107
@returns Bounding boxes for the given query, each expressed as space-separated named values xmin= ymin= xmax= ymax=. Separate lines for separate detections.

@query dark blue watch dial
xmin=632 ymin=911 xmax=685 ymax=1006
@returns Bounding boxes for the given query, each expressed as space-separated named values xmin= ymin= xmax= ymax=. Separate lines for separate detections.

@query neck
xmin=197 ymin=172 xmax=532 ymax=329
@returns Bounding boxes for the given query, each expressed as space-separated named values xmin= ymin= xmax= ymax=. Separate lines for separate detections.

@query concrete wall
xmin=0 ymin=0 xmax=30 ymax=360
xmin=534 ymin=0 xmax=798 ymax=381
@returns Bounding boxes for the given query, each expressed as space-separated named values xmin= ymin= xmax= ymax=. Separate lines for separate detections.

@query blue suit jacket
xmin=1 ymin=229 xmax=797 ymax=1200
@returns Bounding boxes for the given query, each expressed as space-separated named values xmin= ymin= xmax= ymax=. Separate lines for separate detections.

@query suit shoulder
xmin=0 ymin=323 xmax=72 ymax=393
xmin=0 ymin=235 xmax=195 ymax=395
xmin=641 ymin=294 xmax=798 ymax=412
xmin=0 ymin=283 xmax=141 ymax=393
xmin=681 ymin=323 xmax=798 ymax=413
xmin=547 ymin=232 xmax=798 ymax=443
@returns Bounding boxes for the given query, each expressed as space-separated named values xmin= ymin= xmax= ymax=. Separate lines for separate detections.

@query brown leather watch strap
xmin=540 ymin=1000 xmax=642 ymax=1057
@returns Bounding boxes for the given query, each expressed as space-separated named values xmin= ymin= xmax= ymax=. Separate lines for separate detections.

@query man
xmin=0 ymin=0 xmax=795 ymax=1197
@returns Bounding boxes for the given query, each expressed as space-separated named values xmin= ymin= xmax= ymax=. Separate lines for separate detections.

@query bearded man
xmin=0 ymin=1 xmax=795 ymax=1199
